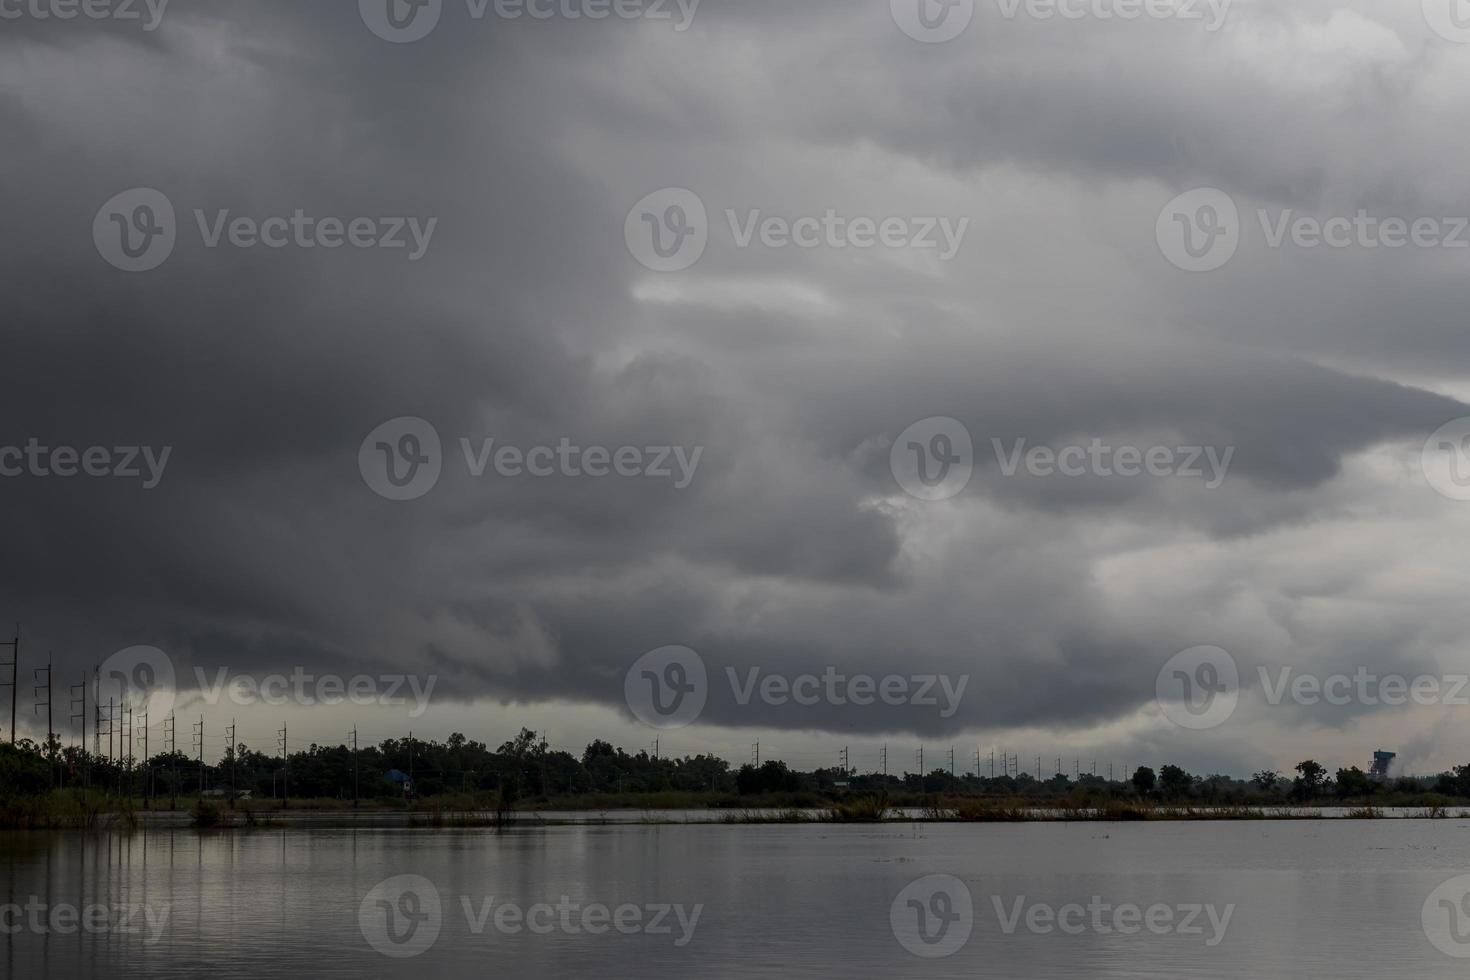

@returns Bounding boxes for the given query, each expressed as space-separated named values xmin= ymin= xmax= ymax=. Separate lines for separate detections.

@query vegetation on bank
xmin=7 ymin=737 xmax=1470 ymax=828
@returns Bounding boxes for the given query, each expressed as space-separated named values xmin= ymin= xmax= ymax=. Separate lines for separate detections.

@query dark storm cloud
xmin=2 ymin=1 xmax=1468 ymax=769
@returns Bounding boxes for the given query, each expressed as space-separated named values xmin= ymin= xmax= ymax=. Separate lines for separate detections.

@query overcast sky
xmin=4 ymin=0 xmax=1470 ymax=779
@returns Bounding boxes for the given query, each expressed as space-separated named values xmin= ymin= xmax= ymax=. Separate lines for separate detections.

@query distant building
xmin=1369 ymin=750 xmax=1396 ymax=780
xmin=385 ymin=768 xmax=415 ymax=799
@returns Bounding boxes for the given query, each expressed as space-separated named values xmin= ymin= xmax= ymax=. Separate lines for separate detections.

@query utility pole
xmin=881 ymin=743 xmax=887 ymax=777
xmin=990 ymin=749 xmax=994 ymax=779
xmin=1037 ymin=755 xmax=1042 ymax=781
xmin=351 ymin=727 xmax=359 ymax=807
xmin=193 ymin=716 xmax=204 ymax=798
xmin=33 ymin=657 xmax=53 ymax=784
xmin=948 ymin=747 xmax=955 ymax=777
xmin=652 ymin=736 xmax=659 ymax=761
xmin=751 ymin=742 xmax=759 ymax=766
xmin=139 ymin=710 xmax=149 ymax=803
xmin=917 ymin=747 xmax=923 ymax=773
xmin=164 ymin=713 xmax=177 ymax=809
xmin=71 ymin=675 xmax=88 ymax=789
xmin=0 ymin=625 xmax=18 ymax=744
xmin=277 ymin=724 xmax=289 ymax=803
xmin=226 ymin=720 xmax=236 ymax=799
xmin=93 ymin=668 xmax=101 ymax=761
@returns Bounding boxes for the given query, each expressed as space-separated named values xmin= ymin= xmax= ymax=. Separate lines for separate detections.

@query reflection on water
xmin=3 ymin=820 xmax=1470 ymax=978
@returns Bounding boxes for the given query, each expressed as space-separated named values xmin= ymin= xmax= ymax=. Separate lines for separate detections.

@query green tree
xmin=1131 ymin=766 xmax=1156 ymax=795
xmin=1157 ymin=764 xmax=1194 ymax=800
xmin=1293 ymin=760 xmax=1327 ymax=800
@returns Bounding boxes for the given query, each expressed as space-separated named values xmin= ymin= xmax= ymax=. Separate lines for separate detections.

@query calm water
xmin=5 ymin=820 xmax=1470 ymax=977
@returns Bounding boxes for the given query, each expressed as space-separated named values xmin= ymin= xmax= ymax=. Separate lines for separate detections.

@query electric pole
xmin=351 ymin=727 xmax=359 ymax=807
xmin=1 ymin=625 xmax=20 ymax=743
xmin=164 ymin=712 xmax=176 ymax=809
xmin=193 ymin=716 xmax=204 ymax=798
xmin=70 ymin=675 xmax=88 ymax=788
xmin=226 ymin=720 xmax=236 ymax=799
xmin=33 ymin=657 xmax=53 ymax=784
xmin=277 ymin=724 xmax=289 ymax=803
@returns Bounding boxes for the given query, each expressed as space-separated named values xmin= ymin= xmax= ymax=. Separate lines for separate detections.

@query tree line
xmin=0 ymin=734 xmax=1458 ymax=807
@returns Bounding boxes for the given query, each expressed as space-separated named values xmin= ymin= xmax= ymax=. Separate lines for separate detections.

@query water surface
xmin=4 ymin=820 xmax=1470 ymax=977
